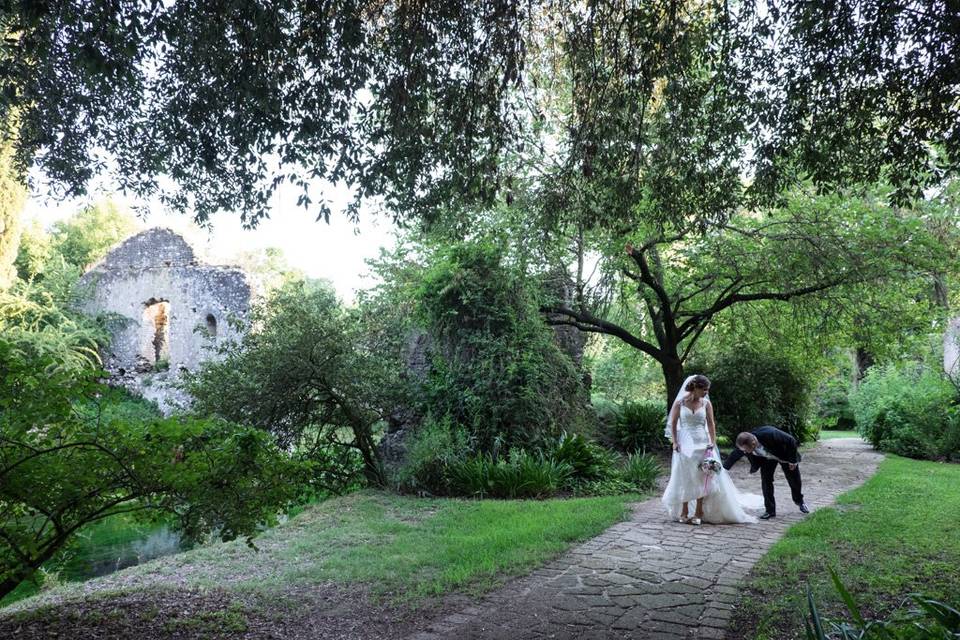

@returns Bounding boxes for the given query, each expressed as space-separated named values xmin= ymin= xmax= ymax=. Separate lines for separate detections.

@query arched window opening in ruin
xmin=141 ymin=299 xmax=171 ymax=366
xmin=205 ymin=314 xmax=218 ymax=337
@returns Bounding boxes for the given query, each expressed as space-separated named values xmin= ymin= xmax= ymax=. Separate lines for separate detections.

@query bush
xmin=591 ymin=395 xmax=622 ymax=432
xmin=547 ymin=432 xmax=618 ymax=481
xmin=415 ymin=240 xmax=594 ymax=452
xmin=850 ymin=362 xmax=960 ymax=460
xmin=620 ymin=452 xmax=661 ymax=491
xmin=185 ymin=280 xmax=397 ymax=485
xmin=392 ymin=417 xmax=472 ymax=495
xmin=693 ymin=347 xmax=816 ymax=444
xmin=450 ymin=450 xmax=573 ymax=498
xmin=613 ymin=401 xmax=668 ymax=452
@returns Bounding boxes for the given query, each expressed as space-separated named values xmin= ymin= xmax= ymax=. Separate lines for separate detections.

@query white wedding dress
xmin=661 ymin=404 xmax=759 ymax=524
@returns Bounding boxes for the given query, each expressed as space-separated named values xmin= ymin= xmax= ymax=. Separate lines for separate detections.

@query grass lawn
xmin=287 ymin=491 xmax=640 ymax=599
xmin=4 ymin=490 xmax=641 ymax=614
xmin=730 ymin=455 xmax=960 ymax=639
xmin=818 ymin=430 xmax=862 ymax=440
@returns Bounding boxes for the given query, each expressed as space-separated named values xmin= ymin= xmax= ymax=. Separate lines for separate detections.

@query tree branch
xmin=542 ymin=305 xmax=666 ymax=360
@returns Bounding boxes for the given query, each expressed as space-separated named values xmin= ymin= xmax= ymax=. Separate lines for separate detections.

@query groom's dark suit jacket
xmin=722 ymin=425 xmax=801 ymax=472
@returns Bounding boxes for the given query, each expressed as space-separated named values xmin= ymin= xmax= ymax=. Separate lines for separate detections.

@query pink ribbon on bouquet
xmin=703 ymin=445 xmax=715 ymax=495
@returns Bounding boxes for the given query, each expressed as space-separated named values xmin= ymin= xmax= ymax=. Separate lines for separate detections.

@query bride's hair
xmin=685 ymin=374 xmax=710 ymax=392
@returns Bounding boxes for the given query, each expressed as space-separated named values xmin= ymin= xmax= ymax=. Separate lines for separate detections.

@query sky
xmin=23 ymin=176 xmax=399 ymax=303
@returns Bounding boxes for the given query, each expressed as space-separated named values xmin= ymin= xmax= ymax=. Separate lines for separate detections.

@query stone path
xmin=407 ymin=438 xmax=883 ymax=640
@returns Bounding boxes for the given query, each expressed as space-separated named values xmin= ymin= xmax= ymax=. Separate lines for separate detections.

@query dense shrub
xmin=850 ymin=363 xmax=960 ymax=461
xmin=391 ymin=417 xmax=472 ymax=495
xmin=613 ymin=401 xmax=668 ymax=452
xmin=416 ymin=241 xmax=594 ymax=452
xmin=547 ymin=432 xmax=618 ymax=481
xmin=591 ymin=395 xmax=622 ymax=432
xmin=185 ymin=280 xmax=399 ymax=485
xmin=449 ymin=450 xmax=574 ymax=499
xmin=620 ymin=452 xmax=661 ymax=491
xmin=692 ymin=347 xmax=816 ymax=444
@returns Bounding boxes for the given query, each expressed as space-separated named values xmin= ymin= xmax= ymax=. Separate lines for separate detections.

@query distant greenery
xmin=813 ymin=377 xmax=856 ymax=431
xmin=817 ymin=430 xmax=859 ymax=441
xmin=729 ymin=455 xmax=960 ymax=639
xmin=851 ymin=362 xmax=960 ymax=461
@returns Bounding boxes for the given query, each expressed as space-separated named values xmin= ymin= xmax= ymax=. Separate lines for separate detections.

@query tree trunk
xmin=352 ymin=423 xmax=385 ymax=487
xmin=854 ymin=346 xmax=874 ymax=385
xmin=661 ymin=357 xmax=686 ymax=413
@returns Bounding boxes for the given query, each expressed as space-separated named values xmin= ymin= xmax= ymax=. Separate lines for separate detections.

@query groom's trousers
xmin=759 ymin=459 xmax=804 ymax=515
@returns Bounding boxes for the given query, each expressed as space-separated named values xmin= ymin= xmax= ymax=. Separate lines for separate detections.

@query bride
xmin=661 ymin=374 xmax=758 ymax=525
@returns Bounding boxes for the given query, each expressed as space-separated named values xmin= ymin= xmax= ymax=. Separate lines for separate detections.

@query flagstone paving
xmin=406 ymin=438 xmax=883 ymax=640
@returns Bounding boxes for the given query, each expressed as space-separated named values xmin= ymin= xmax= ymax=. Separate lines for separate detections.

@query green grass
xmin=817 ymin=430 xmax=861 ymax=440
xmin=6 ymin=490 xmax=640 ymax=613
xmin=731 ymin=455 xmax=960 ymax=639
xmin=294 ymin=492 xmax=638 ymax=599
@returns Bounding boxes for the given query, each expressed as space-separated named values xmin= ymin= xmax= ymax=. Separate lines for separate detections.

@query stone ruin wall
xmin=80 ymin=228 xmax=251 ymax=413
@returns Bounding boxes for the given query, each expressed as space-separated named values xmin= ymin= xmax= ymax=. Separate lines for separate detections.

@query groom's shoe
xmin=759 ymin=512 xmax=776 ymax=520
xmin=798 ymin=503 xmax=810 ymax=514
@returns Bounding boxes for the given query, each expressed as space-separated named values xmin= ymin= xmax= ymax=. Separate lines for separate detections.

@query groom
xmin=723 ymin=426 xmax=809 ymax=520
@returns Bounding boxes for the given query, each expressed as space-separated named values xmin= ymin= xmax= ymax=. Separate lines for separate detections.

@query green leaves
xmin=184 ymin=278 xmax=390 ymax=485
xmin=0 ymin=277 xmax=305 ymax=601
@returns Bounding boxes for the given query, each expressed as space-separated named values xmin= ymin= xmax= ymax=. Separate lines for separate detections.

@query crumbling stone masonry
xmin=80 ymin=228 xmax=251 ymax=413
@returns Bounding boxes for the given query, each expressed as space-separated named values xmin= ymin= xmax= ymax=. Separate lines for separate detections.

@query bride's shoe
xmin=689 ymin=517 xmax=702 ymax=525
xmin=677 ymin=515 xmax=691 ymax=524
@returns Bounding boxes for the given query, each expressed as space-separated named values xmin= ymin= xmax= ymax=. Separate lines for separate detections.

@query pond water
xmin=2 ymin=516 xmax=188 ymax=607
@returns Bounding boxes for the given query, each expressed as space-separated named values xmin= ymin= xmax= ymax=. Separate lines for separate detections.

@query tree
xmin=543 ymin=189 xmax=951 ymax=408
xmin=0 ymin=135 xmax=26 ymax=288
xmin=12 ymin=216 xmax=50 ymax=281
xmin=747 ymin=1 xmax=960 ymax=205
xmin=229 ymin=246 xmax=312 ymax=295
xmin=49 ymin=200 xmax=139 ymax=272
xmin=1 ymin=2 xmax=956 ymax=226
xmin=0 ymin=279 xmax=305 ymax=600
xmin=185 ymin=279 xmax=393 ymax=486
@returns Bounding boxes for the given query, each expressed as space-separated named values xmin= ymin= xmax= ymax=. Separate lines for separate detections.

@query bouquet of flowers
xmin=698 ymin=445 xmax=722 ymax=493
xmin=698 ymin=446 xmax=722 ymax=475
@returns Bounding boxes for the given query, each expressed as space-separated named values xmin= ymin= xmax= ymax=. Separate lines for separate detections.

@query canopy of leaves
xmin=0 ymin=134 xmax=26 ymax=288
xmin=2 ymin=1 xmax=954 ymax=225
xmin=48 ymin=200 xmax=139 ymax=272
